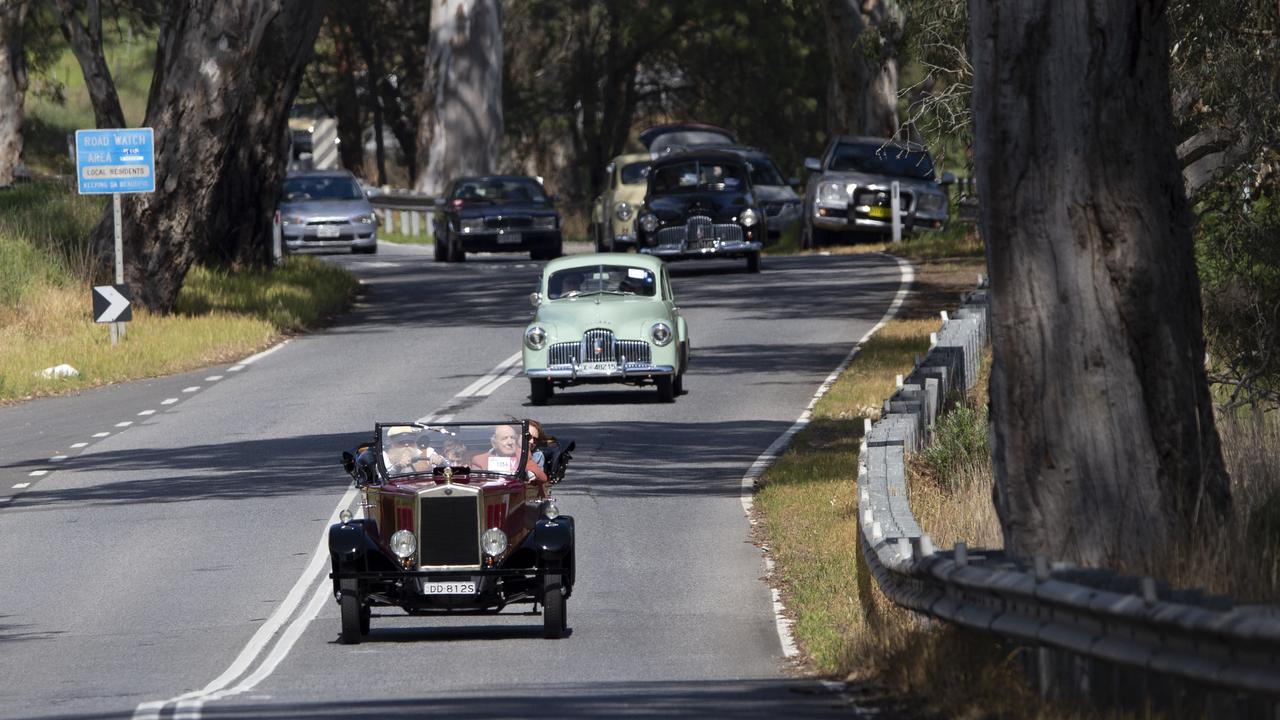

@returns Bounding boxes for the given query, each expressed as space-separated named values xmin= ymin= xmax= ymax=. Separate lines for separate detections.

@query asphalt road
xmin=0 ymin=242 xmax=908 ymax=719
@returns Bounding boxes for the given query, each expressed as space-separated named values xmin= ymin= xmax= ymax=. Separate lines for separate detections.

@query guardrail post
xmin=383 ymin=209 xmax=392 ymax=234
xmin=1034 ymin=555 xmax=1049 ymax=582
xmin=954 ymin=542 xmax=967 ymax=567
xmin=410 ymin=211 xmax=421 ymax=236
xmin=1141 ymin=577 xmax=1158 ymax=607
xmin=399 ymin=209 xmax=409 ymax=236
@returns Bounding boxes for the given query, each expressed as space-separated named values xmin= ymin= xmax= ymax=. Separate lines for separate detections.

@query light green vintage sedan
xmin=523 ymin=253 xmax=689 ymax=404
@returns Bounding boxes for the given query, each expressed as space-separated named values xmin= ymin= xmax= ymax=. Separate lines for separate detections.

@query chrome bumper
xmin=640 ymin=240 xmax=762 ymax=258
xmin=527 ymin=364 xmax=676 ymax=380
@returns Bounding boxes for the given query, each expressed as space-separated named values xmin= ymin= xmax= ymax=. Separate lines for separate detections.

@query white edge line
xmin=238 ymin=340 xmax=290 ymax=366
xmin=739 ymin=254 xmax=913 ymax=660
xmin=134 ymin=483 xmax=359 ymax=718
xmin=457 ymin=352 xmax=521 ymax=397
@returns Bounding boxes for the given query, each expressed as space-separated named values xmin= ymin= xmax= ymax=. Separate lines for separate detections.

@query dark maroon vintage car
xmin=328 ymin=420 xmax=575 ymax=643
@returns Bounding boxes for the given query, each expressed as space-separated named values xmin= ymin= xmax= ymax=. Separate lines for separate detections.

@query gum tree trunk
xmin=50 ymin=0 xmax=126 ymax=129
xmin=0 ymin=0 xmax=28 ymax=187
xmin=415 ymin=0 xmax=502 ymax=194
xmin=969 ymin=0 xmax=1231 ymax=570
xmin=90 ymin=0 xmax=323 ymax=309
xmin=823 ymin=0 xmax=900 ymax=137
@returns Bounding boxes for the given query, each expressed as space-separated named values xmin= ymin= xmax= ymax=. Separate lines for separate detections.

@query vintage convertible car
xmin=523 ymin=253 xmax=689 ymax=404
xmin=328 ymin=420 xmax=575 ymax=643
xmin=635 ymin=148 xmax=765 ymax=272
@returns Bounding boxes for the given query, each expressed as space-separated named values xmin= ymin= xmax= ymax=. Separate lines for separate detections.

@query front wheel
xmin=655 ymin=375 xmax=675 ymax=403
xmin=530 ymin=378 xmax=552 ymax=406
xmin=339 ymin=580 xmax=364 ymax=645
xmin=745 ymin=251 xmax=760 ymax=273
xmin=543 ymin=573 xmax=566 ymax=639
xmin=445 ymin=234 xmax=466 ymax=262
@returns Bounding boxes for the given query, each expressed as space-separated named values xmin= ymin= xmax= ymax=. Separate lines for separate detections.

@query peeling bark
xmin=50 ymin=0 xmax=126 ymax=129
xmin=89 ymin=0 xmax=324 ymax=310
xmin=823 ymin=0 xmax=900 ymax=137
xmin=969 ymin=0 xmax=1231 ymax=570
xmin=0 ymin=0 xmax=29 ymax=187
xmin=416 ymin=0 xmax=502 ymax=194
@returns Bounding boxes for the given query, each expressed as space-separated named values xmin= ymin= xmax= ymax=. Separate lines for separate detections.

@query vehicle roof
xmin=610 ymin=152 xmax=651 ymax=165
xmin=450 ymin=174 xmax=543 ymax=184
xmin=542 ymin=252 xmax=666 ymax=274
xmin=828 ymin=135 xmax=932 ymax=154
xmin=638 ymin=122 xmax=737 ymax=148
xmin=649 ymin=148 xmax=750 ymax=167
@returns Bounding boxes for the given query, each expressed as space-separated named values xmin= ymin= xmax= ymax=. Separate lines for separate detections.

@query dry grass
xmin=0 ymin=258 xmax=357 ymax=403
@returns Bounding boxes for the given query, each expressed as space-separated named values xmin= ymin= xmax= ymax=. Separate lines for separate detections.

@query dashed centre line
xmin=205 ymin=375 xmax=223 ymax=382
xmin=12 ymin=483 xmax=30 ymax=489
xmin=138 ymin=409 xmax=156 ymax=416
xmin=29 ymin=470 xmax=48 ymax=477
xmin=182 ymin=386 xmax=201 ymax=393
xmin=93 ymin=432 xmax=111 ymax=438
xmin=162 ymin=398 xmax=179 ymax=405
xmin=115 ymin=421 xmax=134 ymax=428
xmin=70 ymin=442 xmax=87 ymax=449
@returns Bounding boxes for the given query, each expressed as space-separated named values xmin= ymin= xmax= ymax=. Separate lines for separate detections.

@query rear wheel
xmin=339 ymin=580 xmax=364 ymax=645
xmin=673 ymin=372 xmax=684 ymax=396
xmin=530 ymin=378 xmax=552 ymax=405
xmin=542 ymin=573 xmax=566 ymax=639
xmin=655 ymin=375 xmax=675 ymax=403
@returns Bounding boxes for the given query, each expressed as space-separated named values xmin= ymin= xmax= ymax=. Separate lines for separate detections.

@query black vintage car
xmin=635 ymin=149 xmax=765 ymax=273
xmin=432 ymin=175 xmax=563 ymax=262
xmin=328 ymin=421 xmax=576 ymax=642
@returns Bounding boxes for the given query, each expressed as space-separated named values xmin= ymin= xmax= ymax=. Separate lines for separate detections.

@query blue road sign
xmin=75 ymin=128 xmax=156 ymax=194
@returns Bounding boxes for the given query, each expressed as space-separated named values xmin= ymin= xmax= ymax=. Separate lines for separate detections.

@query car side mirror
xmin=530 ymin=291 xmax=542 ymax=307
xmin=788 ymin=176 xmax=802 ymax=188
xmin=804 ymin=157 xmax=821 ymax=173
xmin=939 ymin=171 xmax=957 ymax=186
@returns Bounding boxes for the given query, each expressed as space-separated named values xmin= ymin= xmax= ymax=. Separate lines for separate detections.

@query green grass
xmin=23 ymin=22 xmax=155 ymax=176
xmin=378 ymin=227 xmax=433 ymax=246
xmin=0 ymin=180 xmax=104 ymax=303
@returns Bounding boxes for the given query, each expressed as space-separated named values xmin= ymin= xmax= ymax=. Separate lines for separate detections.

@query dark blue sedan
xmin=433 ymin=175 xmax=563 ymax=262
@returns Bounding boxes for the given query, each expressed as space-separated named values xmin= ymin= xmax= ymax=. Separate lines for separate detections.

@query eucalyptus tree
xmin=415 ymin=0 xmax=502 ymax=195
xmin=969 ymin=0 xmax=1231 ymax=570
xmin=0 ymin=0 xmax=29 ymax=187
xmin=87 ymin=0 xmax=323 ymax=309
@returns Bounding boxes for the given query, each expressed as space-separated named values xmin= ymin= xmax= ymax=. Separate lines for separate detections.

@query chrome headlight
xmin=739 ymin=208 xmax=759 ymax=227
xmin=542 ymin=500 xmax=560 ymax=520
xmin=460 ymin=218 xmax=486 ymax=233
xmin=339 ymin=509 xmax=352 ymax=525
xmin=481 ymin=527 xmax=508 ymax=556
xmin=525 ymin=325 xmax=547 ymax=350
xmin=650 ymin=321 xmax=673 ymax=346
xmin=390 ymin=529 xmax=416 ymax=559
xmin=351 ymin=213 xmax=375 ymax=224
xmin=281 ymin=214 xmax=305 ymax=226
xmin=532 ymin=215 xmax=557 ymax=230
xmin=639 ymin=213 xmax=660 ymax=233
xmin=917 ymin=193 xmax=946 ymax=212
xmin=818 ymin=181 xmax=849 ymax=204
xmin=614 ymin=202 xmax=633 ymax=221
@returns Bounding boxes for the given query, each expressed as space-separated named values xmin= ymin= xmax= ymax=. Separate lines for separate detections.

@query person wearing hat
xmin=384 ymin=425 xmax=443 ymax=474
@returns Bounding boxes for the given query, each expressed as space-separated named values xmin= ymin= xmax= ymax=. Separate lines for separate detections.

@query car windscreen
xmin=450 ymin=178 xmax=549 ymax=204
xmin=283 ymin=175 xmax=364 ymax=201
xmin=619 ymin=162 xmax=649 ymax=185
xmin=828 ymin=143 xmax=936 ymax=180
xmin=547 ymin=265 xmax=657 ymax=300
xmin=379 ymin=422 xmax=531 ymax=479
xmin=648 ymin=130 xmax=736 ymax=155
xmin=649 ymin=160 xmax=747 ymax=194
xmin=747 ymin=157 xmax=786 ymax=186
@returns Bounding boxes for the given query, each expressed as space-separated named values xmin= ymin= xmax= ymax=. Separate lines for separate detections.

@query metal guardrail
xmin=368 ymin=191 xmax=436 ymax=238
xmin=858 ymin=279 xmax=1280 ymax=715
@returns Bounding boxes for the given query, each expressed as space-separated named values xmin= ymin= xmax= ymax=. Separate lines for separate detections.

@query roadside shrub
xmin=916 ymin=401 xmax=988 ymax=491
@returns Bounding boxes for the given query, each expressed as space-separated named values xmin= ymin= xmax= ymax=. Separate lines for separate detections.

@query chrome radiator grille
xmin=548 ymin=332 xmax=651 ymax=366
xmin=654 ymin=215 xmax=743 ymax=249
xmin=418 ymin=495 xmax=479 ymax=567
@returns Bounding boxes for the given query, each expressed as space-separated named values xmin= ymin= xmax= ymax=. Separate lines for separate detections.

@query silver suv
xmin=800 ymin=136 xmax=954 ymax=249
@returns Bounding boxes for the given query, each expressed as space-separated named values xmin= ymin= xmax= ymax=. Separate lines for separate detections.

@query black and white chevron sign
xmin=92 ymin=284 xmax=133 ymax=323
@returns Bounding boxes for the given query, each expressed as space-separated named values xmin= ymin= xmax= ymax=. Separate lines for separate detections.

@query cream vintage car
xmin=588 ymin=153 xmax=650 ymax=252
xmin=522 ymin=253 xmax=689 ymax=404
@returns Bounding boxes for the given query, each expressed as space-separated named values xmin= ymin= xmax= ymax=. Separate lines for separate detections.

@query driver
xmin=384 ymin=426 xmax=443 ymax=473
xmin=471 ymin=424 xmax=547 ymax=482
